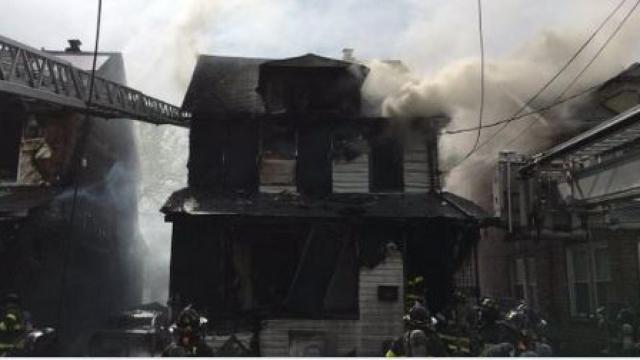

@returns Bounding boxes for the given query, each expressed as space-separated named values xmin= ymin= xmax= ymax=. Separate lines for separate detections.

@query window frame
xmin=511 ymin=256 xmax=538 ymax=307
xmin=566 ymin=242 xmax=611 ymax=317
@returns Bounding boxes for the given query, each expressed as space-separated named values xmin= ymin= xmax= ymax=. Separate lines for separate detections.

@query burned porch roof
xmin=161 ymin=188 xmax=490 ymax=221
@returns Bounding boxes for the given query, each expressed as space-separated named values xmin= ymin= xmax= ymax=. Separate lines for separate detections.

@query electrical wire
xmin=57 ymin=0 xmax=103 ymax=335
xmin=503 ymin=0 xmax=640 ymax=149
xmin=451 ymin=0 xmax=629 ymax=166
xmin=557 ymin=0 xmax=640 ymax=100
xmin=443 ymin=83 xmax=600 ymax=135
xmin=464 ymin=0 xmax=485 ymax=158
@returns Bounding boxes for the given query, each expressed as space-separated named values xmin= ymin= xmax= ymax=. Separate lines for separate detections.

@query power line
xmin=451 ymin=0 xmax=629 ymax=166
xmin=464 ymin=0 xmax=485 ymax=158
xmin=57 ymin=0 xmax=103 ymax=335
xmin=503 ymin=0 xmax=640 ymax=149
xmin=443 ymin=83 xmax=599 ymax=135
xmin=557 ymin=0 xmax=640 ymax=100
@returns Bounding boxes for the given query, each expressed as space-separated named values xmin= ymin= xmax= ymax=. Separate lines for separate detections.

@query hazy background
xmin=2 ymin=0 xmax=639 ymax=304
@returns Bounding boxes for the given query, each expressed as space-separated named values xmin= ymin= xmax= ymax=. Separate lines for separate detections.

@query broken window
xmin=228 ymin=223 xmax=358 ymax=318
xmin=369 ymin=137 xmax=403 ymax=193
xmin=332 ymin=130 xmax=369 ymax=193
xmin=0 ymin=100 xmax=24 ymax=183
xmin=259 ymin=122 xmax=296 ymax=193
xmin=297 ymin=126 xmax=332 ymax=196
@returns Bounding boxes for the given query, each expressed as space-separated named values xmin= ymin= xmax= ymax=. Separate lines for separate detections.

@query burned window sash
xmin=169 ymin=218 xmax=359 ymax=320
xmin=0 ymin=98 xmax=25 ymax=183
xmin=369 ymin=136 xmax=404 ymax=193
xmin=225 ymin=120 xmax=259 ymax=195
xmin=297 ymin=124 xmax=332 ymax=197
xmin=187 ymin=116 xmax=226 ymax=190
xmin=259 ymin=120 xmax=297 ymax=192
xmin=332 ymin=125 xmax=369 ymax=193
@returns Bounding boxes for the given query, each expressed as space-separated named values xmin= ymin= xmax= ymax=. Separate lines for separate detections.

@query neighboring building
xmin=480 ymin=63 xmax=640 ymax=355
xmin=0 ymin=41 xmax=143 ymax=354
xmin=161 ymin=53 xmax=489 ymax=356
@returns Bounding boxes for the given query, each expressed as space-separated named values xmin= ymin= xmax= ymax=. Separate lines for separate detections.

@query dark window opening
xmin=228 ymin=223 xmax=358 ymax=319
xmin=251 ymin=230 xmax=301 ymax=309
xmin=369 ymin=138 xmax=403 ymax=192
xmin=259 ymin=122 xmax=297 ymax=192
xmin=0 ymin=101 xmax=24 ymax=183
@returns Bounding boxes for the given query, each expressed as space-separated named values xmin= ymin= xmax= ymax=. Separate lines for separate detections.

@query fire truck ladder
xmin=0 ymin=35 xmax=190 ymax=127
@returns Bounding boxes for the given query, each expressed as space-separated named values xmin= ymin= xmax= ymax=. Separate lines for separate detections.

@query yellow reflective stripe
xmin=385 ymin=349 xmax=397 ymax=358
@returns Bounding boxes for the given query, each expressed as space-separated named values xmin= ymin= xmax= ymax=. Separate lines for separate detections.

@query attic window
xmin=0 ymin=104 xmax=23 ymax=183
xmin=603 ymin=90 xmax=640 ymax=114
xmin=259 ymin=122 xmax=297 ymax=193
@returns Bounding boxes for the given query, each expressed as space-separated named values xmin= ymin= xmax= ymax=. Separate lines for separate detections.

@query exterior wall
xmin=332 ymin=154 xmax=369 ymax=193
xmin=259 ymin=249 xmax=404 ymax=356
xmin=477 ymin=227 xmax=513 ymax=300
xmin=404 ymin=145 xmax=429 ymax=193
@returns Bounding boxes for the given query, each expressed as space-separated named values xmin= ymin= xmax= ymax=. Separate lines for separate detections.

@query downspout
xmin=507 ymin=156 xmax=513 ymax=233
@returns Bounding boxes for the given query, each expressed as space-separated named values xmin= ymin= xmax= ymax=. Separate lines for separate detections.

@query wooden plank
xmin=333 ymin=154 xmax=369 ymax=193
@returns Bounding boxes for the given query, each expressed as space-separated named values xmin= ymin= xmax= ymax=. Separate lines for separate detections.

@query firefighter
xmin=386 ymin=301 xmax=448 ymax=357
xmin=503 ymin=303 xmax=552 ymax=356
xmin=472 ymin=297 xmax=517 ymax=356
xmin=615 ymin=307 xmax=638 ymax=356
xmin=163 ymin=306 xmax=213 ymax=357
xmin=0 ymin=293 xmax=29 ymax=355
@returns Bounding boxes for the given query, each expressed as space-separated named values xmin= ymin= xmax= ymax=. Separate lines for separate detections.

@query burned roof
xmin=161 ymin=187 xmax=490 ymax=221
xmin=182 ymin=55 xmax=269 ymax=116
xmin=261 ymin=53 xmax=367 ymax=70
xmin=182 ymin=53 xmax=370 ymax=117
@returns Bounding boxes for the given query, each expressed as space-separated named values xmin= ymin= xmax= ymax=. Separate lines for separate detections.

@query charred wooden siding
xmin=332 ymin=154 xmax=369 ymax=193
xmin=404 ymin=144 xmax=430 ymax=193
xmin=258 ymin=250 xmax=404 ymax=356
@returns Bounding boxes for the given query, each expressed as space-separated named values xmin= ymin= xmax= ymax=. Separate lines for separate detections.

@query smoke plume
xmin=123 ymin=0 xmax=221 ymax=304
xmin=363 ymin=3 xmax=640 ymax=209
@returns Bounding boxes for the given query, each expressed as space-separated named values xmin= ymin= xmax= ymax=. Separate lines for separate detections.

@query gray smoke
xmin=124 ymin=0 xmax=221 ymax=304
xmin=363 ymin=4 xmax=640 ymax=208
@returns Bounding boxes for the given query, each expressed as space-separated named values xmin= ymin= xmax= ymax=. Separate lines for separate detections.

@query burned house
xmin=162 ymin=53 xmax=489 ymax=356
xmin=480 ymin=64 xmax=640 ymax=355
xmin=0 ymin=39 xmax=144 ymax=354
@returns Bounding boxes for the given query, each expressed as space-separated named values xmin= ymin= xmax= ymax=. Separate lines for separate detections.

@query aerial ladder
xmin=0 ymin=34 xmax=190 ymax=127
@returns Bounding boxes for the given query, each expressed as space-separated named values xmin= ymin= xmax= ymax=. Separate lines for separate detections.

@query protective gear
xmin=478 ymin=297 xmax=500 ymax=325
xmin=387 ymin=303 xmax=448 ymax=357
xmin=162 ymin=306 xmax=213 ymax=357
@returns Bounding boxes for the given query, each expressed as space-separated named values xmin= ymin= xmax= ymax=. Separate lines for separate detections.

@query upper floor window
xmin=0 ymin=106 xmax=23 ymax=184
xmin=259 ymin=123 xmax=296 ymax=193
xmin=566 ymin=243 xmax=610 ymax=317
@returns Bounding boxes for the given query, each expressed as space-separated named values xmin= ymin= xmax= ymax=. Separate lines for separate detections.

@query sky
xmin=2 ymin=0 xmax=637 ymax=104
